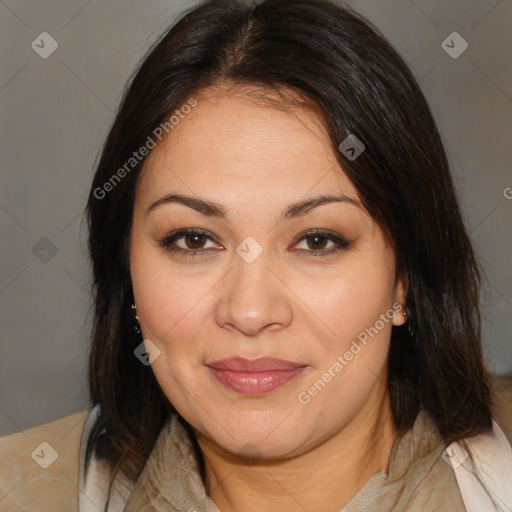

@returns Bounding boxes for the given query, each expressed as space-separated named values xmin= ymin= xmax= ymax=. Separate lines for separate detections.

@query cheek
xmin=294 ymin=257 xmax=395 ymax=412
xmin=298 ymin=254 xmax=395 ymax=346
xmin=130 ymin=237 xmax=210 ymax=346
xmin=296 ymin=274 xmax=395 ymax=426
xmin=132 ymin=269 xmax=215 ymax=352
xmin=130 ymin=251 xmax=214 ymax=409
xmin=299 ymin=257 xmax=396 ymax=413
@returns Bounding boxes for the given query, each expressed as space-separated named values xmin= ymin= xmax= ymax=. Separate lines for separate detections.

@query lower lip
xmin=206 ymin=367 xmax=307 ymax=395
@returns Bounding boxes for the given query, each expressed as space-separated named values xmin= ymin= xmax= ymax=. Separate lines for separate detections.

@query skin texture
xmin=130 ymin=85 xmax=408 ymax=512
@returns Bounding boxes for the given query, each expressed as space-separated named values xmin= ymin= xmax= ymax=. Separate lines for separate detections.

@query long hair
xmin=86 ymin=0 xmax=493 ymax=490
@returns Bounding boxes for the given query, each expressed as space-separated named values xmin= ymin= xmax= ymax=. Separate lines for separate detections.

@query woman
xmin=1 ymin=0 xmax=511 ymax=510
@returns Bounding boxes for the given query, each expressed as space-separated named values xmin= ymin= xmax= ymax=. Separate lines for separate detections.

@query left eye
xmin=295 ymin=233 xmax=336 ymax=251
xmin=291 ymin=231 xmax=349 ymax=256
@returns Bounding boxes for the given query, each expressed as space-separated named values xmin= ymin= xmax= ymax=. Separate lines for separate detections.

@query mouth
xmin=205 ymin=357 xmax=308 ymax=395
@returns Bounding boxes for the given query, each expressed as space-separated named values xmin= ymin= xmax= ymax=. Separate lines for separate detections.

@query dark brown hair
xmin=86 ymin=0 xmax=493 ymax=495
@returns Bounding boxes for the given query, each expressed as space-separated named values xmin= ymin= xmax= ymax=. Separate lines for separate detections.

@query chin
xmin=196 ymin=410 xmax=313 ymax=460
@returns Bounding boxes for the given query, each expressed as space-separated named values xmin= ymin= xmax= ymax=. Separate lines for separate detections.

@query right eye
xmin=156 ymin=228 xmax=223 ymax=257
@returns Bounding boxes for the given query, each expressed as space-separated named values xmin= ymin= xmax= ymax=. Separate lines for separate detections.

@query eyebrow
xmin=146 ymin=193 xmax=362 ymax=221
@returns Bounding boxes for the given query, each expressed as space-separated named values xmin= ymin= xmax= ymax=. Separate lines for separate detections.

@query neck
xmin=194 ymin=380 xmax=398 ymax=512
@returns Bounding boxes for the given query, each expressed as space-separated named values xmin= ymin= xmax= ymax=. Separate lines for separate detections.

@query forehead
xmin=137 ymin=86 xmax=359 ymax=208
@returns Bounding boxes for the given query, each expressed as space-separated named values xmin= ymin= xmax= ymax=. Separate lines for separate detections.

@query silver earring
xmin=403 ymin=308 xmax=414 ymax=337
xmin=132 ymin=303 xmax=141 ymax=334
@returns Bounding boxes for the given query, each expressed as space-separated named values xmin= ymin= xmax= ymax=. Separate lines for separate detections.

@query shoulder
xmin=444 ymin=411 xmax=512 ymax=512
xmin=0 ymin=408 xmax=89 ymax=511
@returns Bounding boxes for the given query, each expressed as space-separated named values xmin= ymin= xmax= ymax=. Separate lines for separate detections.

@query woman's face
xmin=130 ymin=86 xmax=407 ymax=459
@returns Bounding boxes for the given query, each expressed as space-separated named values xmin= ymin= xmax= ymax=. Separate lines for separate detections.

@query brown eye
xmin=292 ymin=230 xmax=350 ymax=257
xmin=183 ymin=232 xmax=208 ymax=250
xmin=157 ymin=228 xmax=221 ymax=257
xmin=305 ymin=234 xmax=329 ymax=251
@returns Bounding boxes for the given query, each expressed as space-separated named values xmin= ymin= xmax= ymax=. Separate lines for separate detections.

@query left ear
xmin=392 ymin=272 xmax=409 ymax=327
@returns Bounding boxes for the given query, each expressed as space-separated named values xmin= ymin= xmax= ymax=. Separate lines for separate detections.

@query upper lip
xmin=205 ymin=357 xmax=307 ymax=372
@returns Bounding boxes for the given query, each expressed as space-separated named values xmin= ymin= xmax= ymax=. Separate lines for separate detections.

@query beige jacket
xmin=2 ymin=377 xmax=512 ymax=511
xmin=0 ymin=408 xmax=88 ymax=510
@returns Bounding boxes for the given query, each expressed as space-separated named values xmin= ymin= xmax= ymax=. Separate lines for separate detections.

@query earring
xmin=132 ymin=303 xmax=141 ymax=334
xmin=403 ymin=308 xmax=414 ymax=337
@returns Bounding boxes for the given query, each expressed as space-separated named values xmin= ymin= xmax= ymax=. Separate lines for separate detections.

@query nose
xmin=215 ymin=249 xmax=293 ymax=337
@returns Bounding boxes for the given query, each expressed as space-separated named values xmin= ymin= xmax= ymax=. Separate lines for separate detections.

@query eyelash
xmin=156 ymin=228 xmax=350 ymax=259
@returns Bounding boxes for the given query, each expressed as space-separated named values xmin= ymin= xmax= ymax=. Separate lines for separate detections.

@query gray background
xmin=1 ymin=0 xmax=511 ymax=436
